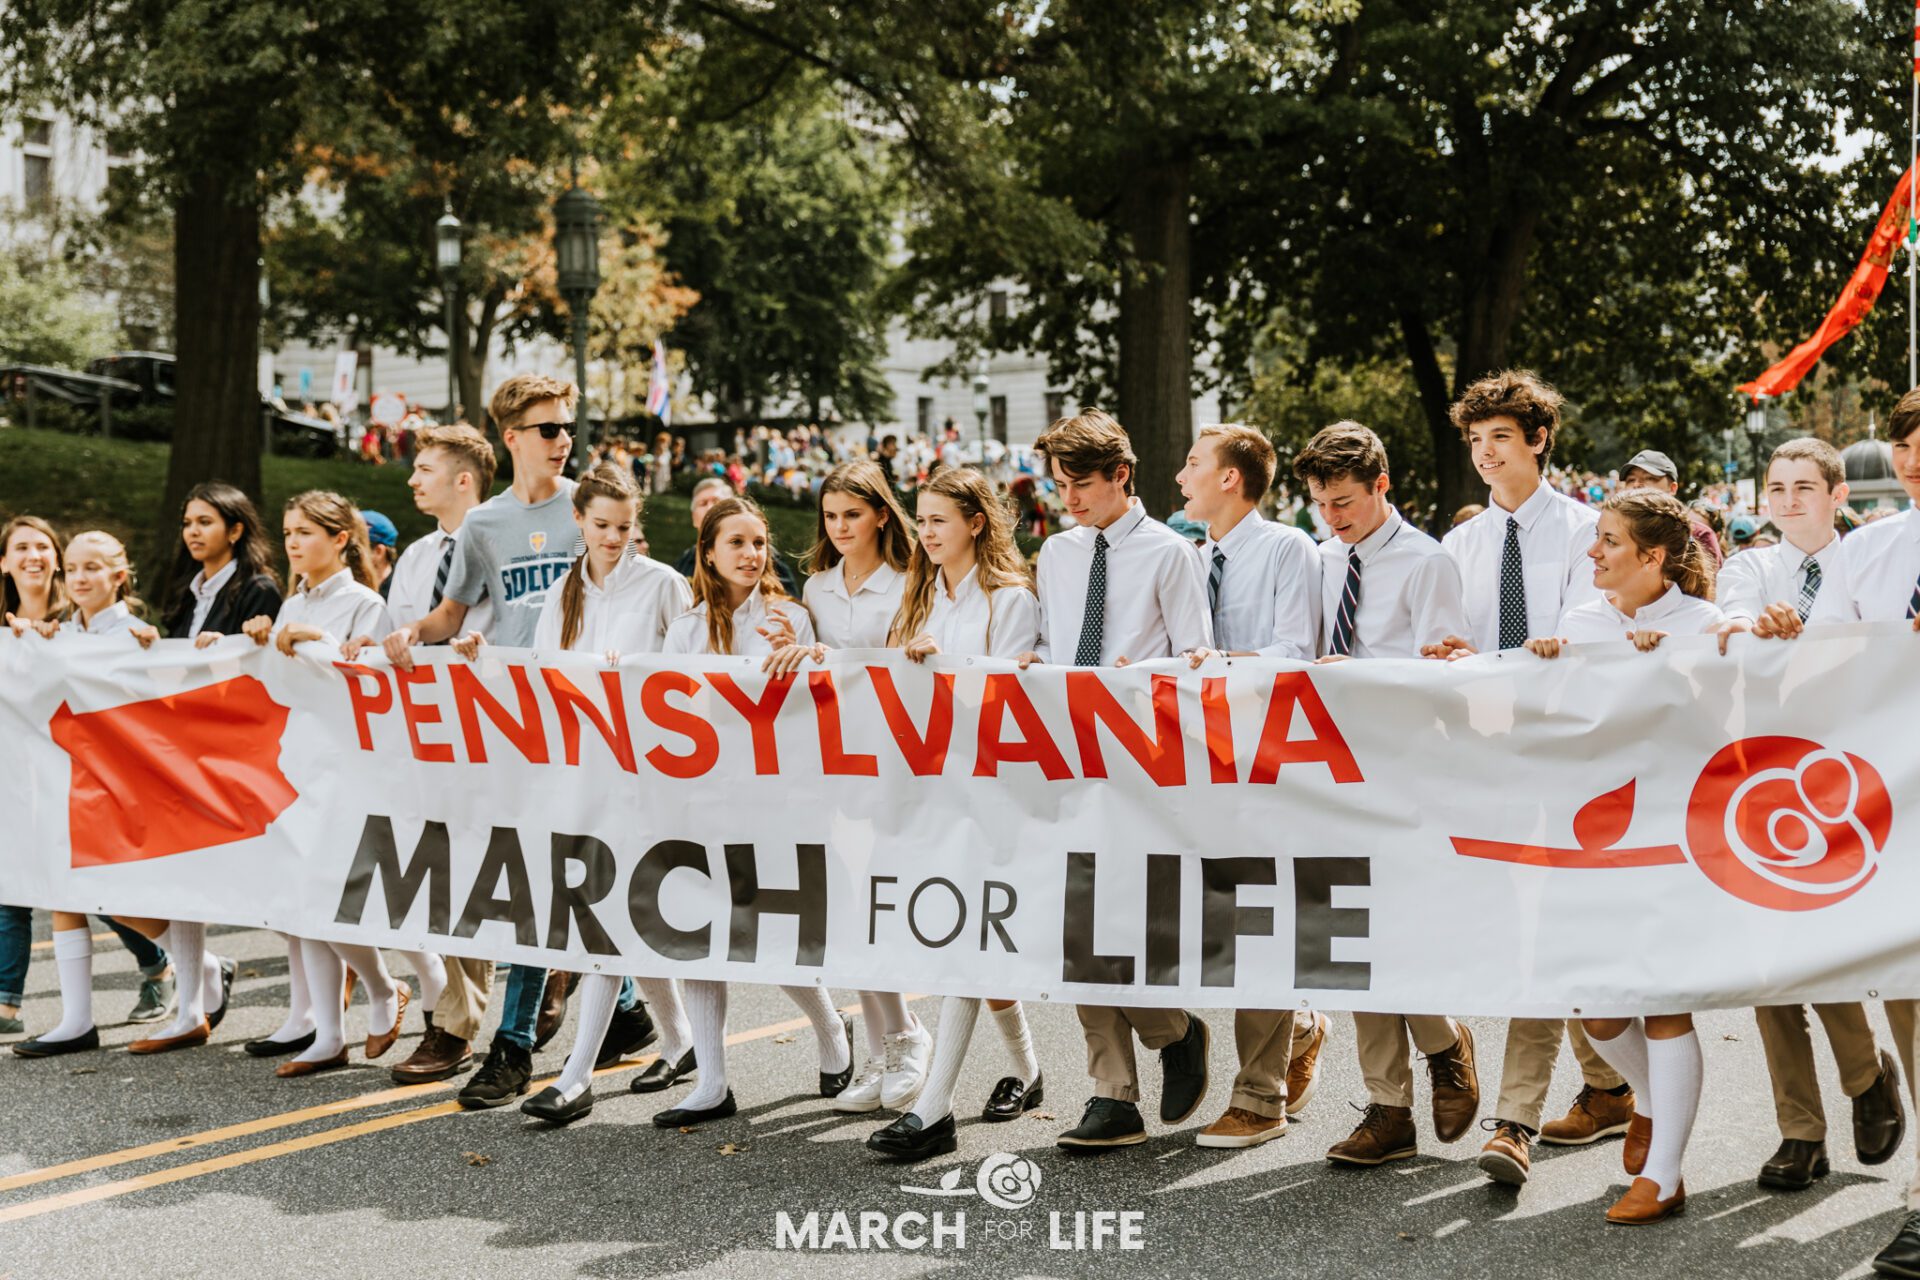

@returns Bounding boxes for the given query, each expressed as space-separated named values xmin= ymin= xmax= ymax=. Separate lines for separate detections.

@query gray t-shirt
xmin=443 ymin=478 xmax=579 ymax=648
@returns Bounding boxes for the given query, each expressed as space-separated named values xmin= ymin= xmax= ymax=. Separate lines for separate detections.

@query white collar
xmin=1087 ymin=499 xmax=1149 ymax=545
xmin=828 ymin=558 xmax=900 ymax=599
xmin=301 ymin=569 xmax=354 ymax=599
xmin=1209 ymin=507 xmax=1265 ymax=559
xmin=1349 ymin=507 xmax=1405 ymax=565
xmin=1495 ymin=479 xmax=1556 ymax=530
xmin=193 ymin=559 xmax=238 ymax=599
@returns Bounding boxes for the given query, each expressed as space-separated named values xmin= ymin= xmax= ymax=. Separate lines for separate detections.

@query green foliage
xmin=0 ymin=254 xmax=118 ymax=367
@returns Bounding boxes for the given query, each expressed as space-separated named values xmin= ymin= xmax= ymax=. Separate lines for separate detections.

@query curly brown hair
xmin=1450 ymin=369 xmax=1562 ymax=467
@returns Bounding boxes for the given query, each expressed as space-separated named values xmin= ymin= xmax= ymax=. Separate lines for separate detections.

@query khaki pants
xmin=1493 ymin=1017 xmax=1627 ymax=1132
xmin=1353 ymin=1012 xmax=1458 ymax=1109
xmin=1230 ymin=1008 xmax=1319 ymax=1118
xmin=1078 ymin=1005 xmax=1191 ymax=1103
xmin=1886 ymin=1000 xmax=1920 ymax=1209
xmin=1755 ymin=1002 xmax=1883 ymax=1142
xmin=433 ymin=956 xmax=495 ymax=1043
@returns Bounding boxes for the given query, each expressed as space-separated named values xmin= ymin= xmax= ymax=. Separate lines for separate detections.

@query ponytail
xmin=559 ymin=556 xmax=589 ymax=650
xmin=1670 ymin=536 xmax=1715 ymax=601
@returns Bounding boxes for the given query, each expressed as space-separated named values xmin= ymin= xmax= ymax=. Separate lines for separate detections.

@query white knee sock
xmin=46 ymin=928 xmax=94 ymax=1042
xmin=1643 ymin=1032 xmax=1703 ymax=1199
xmin=860 ymin=991 xmax=915 ymax=1052
xmin=396 ymin=951 xmax=447 ymax=1013
xmin=155 ymin=922 xmax=208 ymax=1039
xmin=781 ymin=985 xmax=850 ymax=1074
xmin=637 ymin=977 xmax=691 ymax=1063
xmin=911 ymin=996 xmax=982 ymax=1124
xmin=680 ymin=980 xmax=730 ymax=1110
xmin=329 ymin=943 xmax=398 ymax=1036
xmin=993 ymin=1002 xmax=1040 ymax=1083
xmin=268 ymin=934 xmax=314 ymax=1043
xmin=553 ymin=973 xmax=620 ymax=1103
xmin=294 ymin=937 xmax=347 ymax=1063
xmin=859 ymin=992 xmax=887 ymax=1060
xmin=1589 ymin=1020 xmax=1653 ymax=1119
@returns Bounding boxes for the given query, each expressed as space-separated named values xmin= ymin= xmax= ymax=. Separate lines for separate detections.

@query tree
xmin=0 ymin=252 xmax=118 ymax=368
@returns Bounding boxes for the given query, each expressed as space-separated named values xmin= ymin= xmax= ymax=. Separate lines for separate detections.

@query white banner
xmin=2 ymin=628 xmax=1915 ymax=1017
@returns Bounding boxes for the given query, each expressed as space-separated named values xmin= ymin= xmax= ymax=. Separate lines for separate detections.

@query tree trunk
xmin=1114 ymin=153 xmax=1194 ymax=520
xmin=458 ymin=289 xmax=501 ymax=442
xmin=152 ymin=175 xmax=261 ymax=605
xmin=1398 ymin=304 xmax=1470 ymax=533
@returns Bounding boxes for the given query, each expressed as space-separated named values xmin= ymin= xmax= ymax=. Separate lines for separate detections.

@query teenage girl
xmin=165 ymin=482 xmax=284 ymax=642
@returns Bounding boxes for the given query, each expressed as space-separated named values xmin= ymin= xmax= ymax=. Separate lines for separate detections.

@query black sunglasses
xmin=527 ymin=423 xmax=571 ymax=440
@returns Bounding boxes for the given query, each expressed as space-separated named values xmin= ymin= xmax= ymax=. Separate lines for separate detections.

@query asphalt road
xmin=0 ymin=923 xmax=1908 ymax=1279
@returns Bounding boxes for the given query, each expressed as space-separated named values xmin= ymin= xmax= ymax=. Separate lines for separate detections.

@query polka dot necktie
xmin=430 ymin=536 xmax=456 ymax=610
xmin=1497 ymin=516 xmax=1527 ymax=651
xmin=1796 ymin=556 xmax=1821 ymax=622
xmin=1330 ymin=547 xmax=1362 ymax=657
xmin=1074 ymin=531 xmax=1108 ymax=667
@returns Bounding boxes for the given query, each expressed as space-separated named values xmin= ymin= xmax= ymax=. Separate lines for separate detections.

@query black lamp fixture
xmin=553 ymin=167 xmax=604 ymax=469
xmin=435 ymin=203 xmax=461 ymax=422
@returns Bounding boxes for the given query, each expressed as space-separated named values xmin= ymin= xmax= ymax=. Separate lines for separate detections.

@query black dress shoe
xmin=13 ymin=1027 xmax=100 ymax=1058
xmin=981 ymin=1074 xmax=1043 ymax=1122
xmin=653 ymin=1090 xmax=737 ymax=1127
xmin=521 ymin=1084 xmax=595 ymax=1125
xmin=595 ymin=1003 xmax=658 ymax=1068
xmin=1758 ymin=1138 xmax=1830 ymax=1190
xmin=868 ymin=1112 xmax=958 ymax=1160
xmin=244 ymin=1029 xmax=316 ymax=1058
xmin=1159 ymin=1014 xmax=1210 ymax=1124
xmin=631 ymin=1048 xmax=696 ymax=1094
xmin=1857 ymin=1050 xmax=1908 ymax=1167
xmin=819 ymin=1014 xmax=855 ymax=1097
xmin=1874 ymin=1210 xmax=1920 ymax=1278
xmin=207 ymin=957 xmax=238 ymax=1032
xmin=1057 ymin=1097 xmax=1147 ymax=1150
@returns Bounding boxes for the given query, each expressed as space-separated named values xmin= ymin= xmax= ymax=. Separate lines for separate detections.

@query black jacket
xmin=163 ymin=571 xmax=284 ymax=639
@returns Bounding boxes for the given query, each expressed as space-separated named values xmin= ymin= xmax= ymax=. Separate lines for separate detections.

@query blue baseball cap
xmin=361 ymin=510 xmax=398 ymax=548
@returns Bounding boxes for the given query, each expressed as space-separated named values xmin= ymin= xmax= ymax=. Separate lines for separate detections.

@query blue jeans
xmin=101 ymin=917 xmax=169 ymax=977
xmin=496 ymin=964 xmax=546 ymax=1052
xmin=0 ymin=904 xmax=30 ymax=1007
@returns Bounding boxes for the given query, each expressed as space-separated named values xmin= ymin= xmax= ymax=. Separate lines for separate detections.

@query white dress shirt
xmin=663 ymin=592 xmax=817 ymax=656
xmin=62 ymin=601 xmax=142 ymax=636
xmin=1807 ymin=508 xmax=1920 ymax=625
xmin=533 ymin=553 xmax=692 ymax=655
xmin=186 ymin=559 xmax=238 ymax=637
xmin=921 ymin=567 xmax=1042 ymax=658
xmin=1441 ymin=480 xmax=1601 ymax=651
xmin=1555 ymin=584 xmax=1725 ymax=642
xmin=1316 ymin=509 xmax=1468 ymax=659
xmin=1033 ymin=499 xmax=1212 ymax=663
xmin=1201 ymin=508 xmax=1321 ymax=659
xmin=276 ymin=570 xmax=392 ymax=646
xmin=387 ymin=525 xmax=496 ymax=636
xmin=802 ymin=560 xmax=904 ymax=648
xmin=1716 ymin=533 xmax=1844 ymax=623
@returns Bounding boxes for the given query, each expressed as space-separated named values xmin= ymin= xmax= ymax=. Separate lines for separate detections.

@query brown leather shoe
xmin=364 ymin=984 xmax=411 ymax=1060
xmin=1623 ymin=1113 xmax=1652 ymax=1176
xmin=1326 ymin=1103 xmax=1417 ymax=1165
xmin=1605 ymin=1176 xmax=1684 ymax=1224
xmin=1425 ymin=1022 xmax=1479 ymax=1143
xmin=391 ymin=1027 xmax=473 ymax=1085
xmin=1540 ymin=1083 xmax=1635 ymax=1146
xmin=275 ymin=1049 xmax=349 ymax=1078
xmin=343 ymin=967 xmax=357 ymax=1011
xmin=1195 ymin=1106 xmax=1287 ymax=1149
xmin=533 ymin=971 xmax=573 ymax=1051
xmin=1477 ymin=1120 xmax=1532 ymax=1185
xmin=1853 ymin=1049 xmax=1907 ymax=1166
xmin=1286 ymin=1012 xmax=1330 ymax=1118
xmin=128 ymin=1020 xmax=211 ymax=1055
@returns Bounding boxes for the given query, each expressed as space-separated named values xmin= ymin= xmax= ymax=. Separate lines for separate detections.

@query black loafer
xmin=654 ymin=1089 xmax=737 ymax=1127
xmin=1057 ymin=1097 xmax=1147 ymax=1150
xmin=1758 ymin=1138 xmax=1830 ymax=1190
xmin=819 ymin=1014 xmax=855 ymax=1097
xmin=521 ymin=1084 xmax=595 ymax=1126
xmin=1159 ymin=1014 xmax=1210 ymax=1124
xmin=207 ymin=957 xmax=238 ymax=1032
xmin=631 ymin=1048 xmax=696 ymax=1094
xmin=244 ymin=1030 xmax=316 ymax=1058
xmin=868 ymin=1112 xmax=958 ymax=1161
xmin=13 ymin=1027 xmax=100 ymax=1058
xmin=595 ymin=1003 xmax=658 ymax=1068
xmin=1874 ymin=1210 xmax=1920 ymax=1278
xmin=982 ymin=1074 xmax=1043 ymax=1122
xmin=1857 ymin=1050 xmax=1907 ymax=1167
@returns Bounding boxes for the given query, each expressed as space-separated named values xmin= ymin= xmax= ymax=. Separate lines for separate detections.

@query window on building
xmin=991 ymin=395 xmax=1008 ymax=444
xmin=916 ymin=396 xmax=933 ymax=436
xmin=23 ymin=119 xmax=51 ymax=148
xmin=22 ymin=154 xmax=52 ymax=211
xmin=1044 ymin=391 xmax=1067 ymax=426
xmin=989 ymin=289 xmax=1008 ymax=324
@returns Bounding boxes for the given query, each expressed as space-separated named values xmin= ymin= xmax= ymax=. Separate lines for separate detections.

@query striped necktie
xmin=1209 ymin=547 xmax=1225 ymax=616
xmin=430 ymin=536 xmax=456 ymax=610
xmin=1330 ymin=547 xmax=1362 ymax=657
xmin=1796 ymin=555 xmax=1821 ymax=622
xmin=1073 ymin=531 xmax=1108 ymax=666
xmin=1908 ymin=567 xmax=1920 ymax=621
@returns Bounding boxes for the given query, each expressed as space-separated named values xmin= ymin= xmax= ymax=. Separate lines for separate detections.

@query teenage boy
xmin=1174 ymin=423 xmax=1329 ymax=1148
xmin=1729 ymin=438 xmax=1908 ymax=1199
xmin=1429 ymin=371 xmax=1631 ymax=1186
xmin=1014 ymin=409 xmax=1214 ymax=1150
xmin=382 ymin=373 xmax=632 ymax=1109
xmin=1290 ymin=421 xmax=1481 ymax=1166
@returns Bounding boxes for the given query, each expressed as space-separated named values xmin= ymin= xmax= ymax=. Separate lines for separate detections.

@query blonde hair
xmin=557 ymin=461 xmax=641 ymax=650
xmin=64 ymin=530 xmax=145 ymax=618
xmin=889 ymin=468 xmax=1030 ymax=648
xmin=488 ymin=373 xmax=579 ymax=434
xmin=691 ymin=495 xmax=788 ymax=655
xmin=809 ymin=460 xmax=912 ymax=575
xmin=1195 ymin=424 xmax=1277 ymax=501
xmin=2 ymin=515 xmax=66 ymax=619
xmin=1602 ymin=490 xmax=1715 ymax=601
xmin=285 ymin=490 xmax=377 ymax=590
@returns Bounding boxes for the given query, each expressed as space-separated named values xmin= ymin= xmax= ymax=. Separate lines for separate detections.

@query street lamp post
xmin=435 ymin=205 xmax=461 ymax=423
xmin=553 ymin=176 xmax=604 ymax=472
xmin=971 ymin=357 xmax=990 ymax=467
xmin=1744 ymin=396 xmax=1769 ymax=511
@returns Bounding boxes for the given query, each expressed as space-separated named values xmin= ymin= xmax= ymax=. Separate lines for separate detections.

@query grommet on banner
xmin=1870 ymin=989 xmax=1880 ymax=998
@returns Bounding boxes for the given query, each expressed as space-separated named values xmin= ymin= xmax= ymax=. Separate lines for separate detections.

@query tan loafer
xmin=1606 ymin=1176 xmax=1684 ymax=1224
xmin=276 ymin=1049 xmax=349 ymax=1078
xmin=365 ymin=984 xmax=411 ymax=1060
xmin=128 ymin=1020 xmax=211 ymax=1055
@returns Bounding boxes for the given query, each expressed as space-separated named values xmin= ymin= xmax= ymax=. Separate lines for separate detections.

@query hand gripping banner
xmin=2 ymin=626 xmax=1916 ymax=1017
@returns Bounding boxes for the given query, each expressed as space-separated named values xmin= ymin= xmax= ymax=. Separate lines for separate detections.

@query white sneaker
xmin=830 ymin=1058 xmax=885 ymax=1113
xmin=880 ymin=1023 xmax=933 ymax=1110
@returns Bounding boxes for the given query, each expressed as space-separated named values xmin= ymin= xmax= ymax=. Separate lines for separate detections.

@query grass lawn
xmin=0 ymin=425 xmax=819 ymax=577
